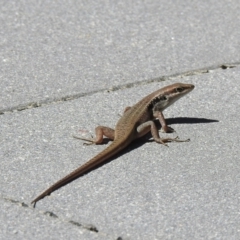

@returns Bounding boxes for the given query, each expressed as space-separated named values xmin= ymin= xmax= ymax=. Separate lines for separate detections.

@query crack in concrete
xmin=3 ymin=197 xmax=123 ymax=240
xmin=3 ymin=197 xmax=127 ymax=239
xmin=3 ymin=197 xmax=100 ymax=234
xmin=0 ymin=62 xmax=238 ymax=115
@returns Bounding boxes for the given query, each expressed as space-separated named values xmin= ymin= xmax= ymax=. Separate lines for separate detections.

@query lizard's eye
xmin=176 ymin=87 xmax=184 ymax=92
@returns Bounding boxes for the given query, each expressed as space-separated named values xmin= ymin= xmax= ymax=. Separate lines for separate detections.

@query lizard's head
xmin=149 ymin=83 xmax=194 ymax=112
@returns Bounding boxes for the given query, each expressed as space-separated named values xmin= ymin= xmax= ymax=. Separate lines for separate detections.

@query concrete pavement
xmin=1 ymin=1 xmax=240 ymax=239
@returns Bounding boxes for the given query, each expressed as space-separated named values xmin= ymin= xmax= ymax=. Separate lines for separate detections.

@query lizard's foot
xmin=160 ymin=126 xmax=175 ymax=133
xmin=72 ymin=135 xmax=97 ymax=145
xmin=159 ymin=136 xmax=190 ymax=147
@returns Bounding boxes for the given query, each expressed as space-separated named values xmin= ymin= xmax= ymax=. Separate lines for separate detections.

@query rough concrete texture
xmin=1 ymin=1 xmax=240 ymax=239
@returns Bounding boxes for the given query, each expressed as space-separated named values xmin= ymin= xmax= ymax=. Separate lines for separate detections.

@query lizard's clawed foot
xmin=172 ymin=136 xmax=190 ymax=142
xmin=160 ymin=126 xmax=175 ymax=133
xmin=159 ymin=136 xmax=190 ymax=147
xmin=72 ymin=135 xmax=97 ymax=145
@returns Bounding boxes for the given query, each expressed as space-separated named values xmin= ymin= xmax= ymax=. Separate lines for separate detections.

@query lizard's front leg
xmin=154 ymin=111 xmax=175 ymax=133
xmin=73 ymin=126 xmax=115 ymax=145
xmin=137 ymin=120 xmax=189 ymax=147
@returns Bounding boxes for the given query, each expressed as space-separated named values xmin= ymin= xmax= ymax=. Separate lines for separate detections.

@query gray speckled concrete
xmin=1 ymin=1 xmax=240 ymax=239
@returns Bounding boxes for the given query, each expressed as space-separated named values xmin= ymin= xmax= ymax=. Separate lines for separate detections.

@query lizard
xmin=31 ymin=82 xmax=194 ymax=207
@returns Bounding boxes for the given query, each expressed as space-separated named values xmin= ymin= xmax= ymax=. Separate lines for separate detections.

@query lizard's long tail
xmin=31 ymin=138 xmax=129 ymax=207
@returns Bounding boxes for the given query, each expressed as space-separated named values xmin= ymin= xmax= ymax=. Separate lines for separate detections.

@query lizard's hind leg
xmin=73 ymin=126 xmax=115 ymax=145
